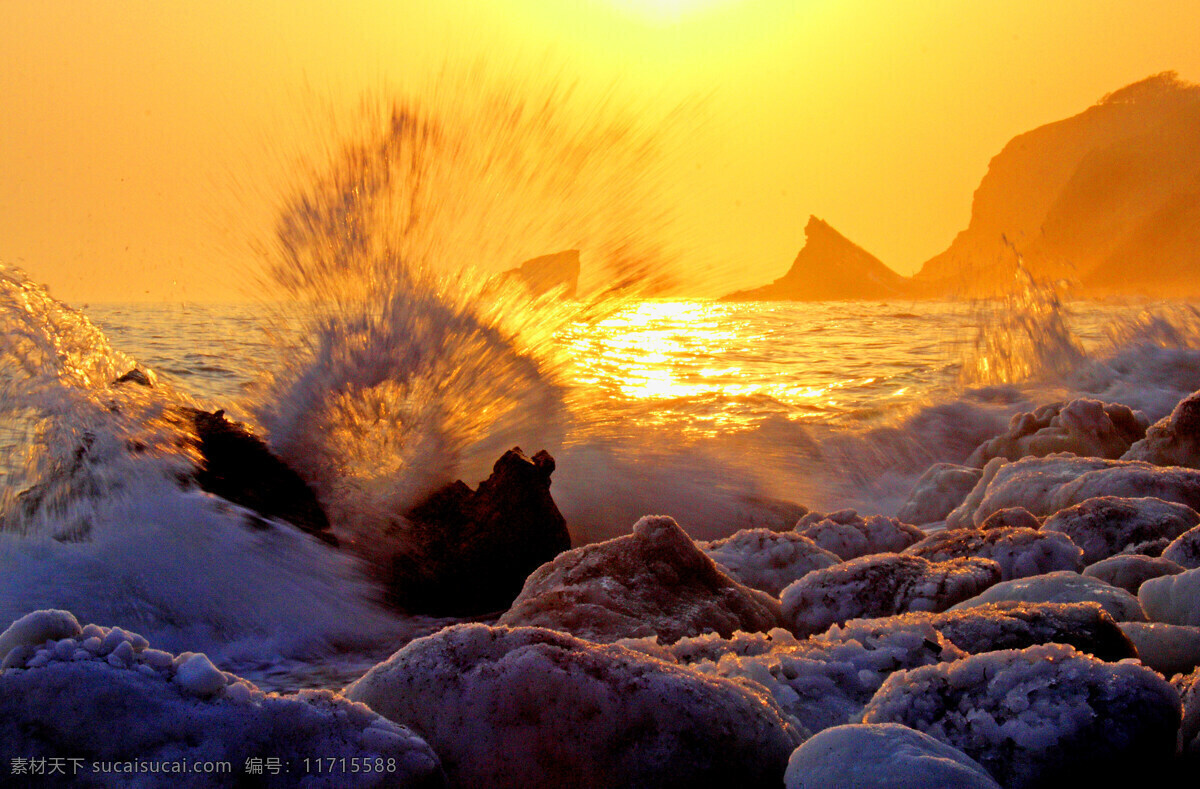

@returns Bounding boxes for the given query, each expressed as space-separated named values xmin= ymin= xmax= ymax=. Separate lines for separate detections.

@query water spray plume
xmin=251 ymin=75 xmax=683 ymax=544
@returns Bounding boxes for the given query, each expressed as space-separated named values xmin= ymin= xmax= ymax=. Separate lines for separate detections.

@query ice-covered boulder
xmin=624 ymin=620 xmax=967 ymax=735
xmin=945 ymin=455 xmax=1112 ymax=527
xmin=625 ymin=602 xmax=1134 ymax=738
xmin=0 ymin=612 xmax=444 ymax=788
xmin=979 ymin=506 xmax=1042 ymax=531
xmin=897 ymin=463 xmax=983 ymax=525
xmin=1083 ymin=554 xmax=1185 ymax=594
xmin=1163 ymin=523 xmax=1200 ymax=568
xmin=863 ymin=643 xmax=1181 ymax=789
xmin=950 ymin=571 xmax=1146 ymax=622
xmin=950 ymin=454 xmax=1200 ymax=526
xmin=927 ymin=601 xmax=1137 ymax=662
xmin=965 ymin=398 xmax=1148 ymax=467
xmin=1041 ymin=496 xmax=1200 ymax=563
xmin=1140 ymin=567 xmax=1200 ymax=626
xmin=903 ymin=526 xmax=1082 ymax=580
xmin=794 ymin=510 xmax=925 ymax=560
xmin=1120 ymin=622 xmax=1200 ymax=678
xmin=390 ymin=447 xmax=571 ymax=616
xmin=1123 ymin=389 xmax=1200 ymax=468
xmin=780 ymin=554 xmax=1001 ymax=636
xmin=1052 ymin=463 xmax=1200 ymax=514
xmin=700 ymin=529 xmax=841 ymax=597
xmin=499 ymin=515 xmax=783 ymax=643
xmin=784 ymin=723 xmax=1001 ymax=789
xmin=345 ymin=623 xmax=803 ymax=789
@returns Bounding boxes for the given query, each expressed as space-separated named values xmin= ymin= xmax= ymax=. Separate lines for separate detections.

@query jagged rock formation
xmin=388 ymin=448 xmax=571 ymax=616
xmin=723 ymin=216 xmax=908 ymax=301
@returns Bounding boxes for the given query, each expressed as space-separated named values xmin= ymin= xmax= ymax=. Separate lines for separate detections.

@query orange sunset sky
xmin=3 ymin=0 xmax=1200 ymax=304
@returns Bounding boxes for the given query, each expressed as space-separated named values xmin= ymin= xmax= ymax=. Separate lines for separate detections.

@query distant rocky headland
xmin=726 ymin=72 xmax=1200 ymax=301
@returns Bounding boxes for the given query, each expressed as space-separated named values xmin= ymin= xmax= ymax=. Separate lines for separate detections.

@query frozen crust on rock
xmin=624 ymin=620 xmax=967 ymax=735
xmin=623 ymin=602 xmax=1134 ymax=736
xmin=1041 ymin=496 xmax=1200 ymax=563
xmin=1123 ymin=389 xmax=1200 ymax=468
xmin=863 ymin=643 xmax=1181 ymax=789
xmin=966 ymin=398 xmax=1148 ymax=467
xmin=0 ymin=611 xmax=444 ymax=789
xmin=780 ymin=554 xmax=1001 ymax=636
xmin=700 ymin=528 xmax=841 ymax=597
xmin=784 ymin=723 xmax=1001 ymax=789
xmin=925 ymin=601 xmax=1137 ymax=661
xmin=345 ymin=623 xmax=804 ymax=789
xmin=949 ymin=454 xmax=1200 ymax=527
xmin=897 ymin=464 xmax=983 ymax=525
xmin=794 ymin=510 xmax=925 ymax=560
xmin=950 ymin=570 xmax=1146 ymax=622
xmin=498 ymin=515 xmax=784 ymax=643
xmin=904 ymin=526 xmax=1082 ymax=580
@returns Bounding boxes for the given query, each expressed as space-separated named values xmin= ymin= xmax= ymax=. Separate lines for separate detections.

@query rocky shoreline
xmin=6 ymin=387 xmax=1200 ymax=787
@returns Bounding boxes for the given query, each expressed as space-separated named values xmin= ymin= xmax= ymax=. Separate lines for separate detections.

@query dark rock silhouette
xmin=387 ymin=447 xmax=571 ymax=616
xmin=502 ymin=250 xmax=581 ymax=298
xmin=184 ymin=408 xmax=335 ymax=545
xmin=723 ymin=216 xmax=907 ymax=301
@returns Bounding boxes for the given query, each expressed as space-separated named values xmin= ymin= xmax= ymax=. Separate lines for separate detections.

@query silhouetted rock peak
xmin=723 ymin=216 xmax=907 ymax=301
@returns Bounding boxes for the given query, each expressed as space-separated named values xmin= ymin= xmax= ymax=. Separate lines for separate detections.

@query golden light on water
xmin=566 ymin=300 xmax=900 ymax=432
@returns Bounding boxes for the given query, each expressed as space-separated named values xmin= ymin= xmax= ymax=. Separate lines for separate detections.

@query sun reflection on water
xmin=563 ymin=299 xmax=922 ymax=436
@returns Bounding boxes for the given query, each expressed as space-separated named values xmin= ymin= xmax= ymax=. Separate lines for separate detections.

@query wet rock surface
xmin=388 ymin=448 xmax=571 ymax=617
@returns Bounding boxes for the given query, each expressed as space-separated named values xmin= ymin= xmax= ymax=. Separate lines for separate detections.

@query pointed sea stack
xmin=723 ymin=216 xmax=908 ymax=301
